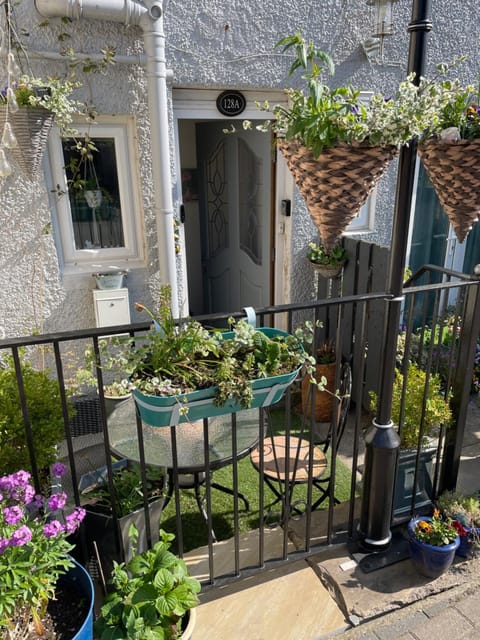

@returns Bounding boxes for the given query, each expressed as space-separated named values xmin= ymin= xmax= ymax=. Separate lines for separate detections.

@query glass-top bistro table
xmin=107 ymin=397 xmax=264 ymax=539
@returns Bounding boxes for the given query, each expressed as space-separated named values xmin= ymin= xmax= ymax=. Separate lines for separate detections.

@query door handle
xmin=180 ymin=204 xmax=186 ymax=223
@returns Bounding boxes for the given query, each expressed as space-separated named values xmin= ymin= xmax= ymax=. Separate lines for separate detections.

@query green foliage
xmin=419 ymin=58 xmax=480 ymax=141
xmin=437 ymin=491 xmax=480 ymax=528
xmin=258 ymin=33 xmax=441 ymax=156
xmin=0 ymin=356 xmax=68 ymax=475
xmin=111 ymin=286 xmax=306 ymax=413
xmin=94 ymin=528 xmax=201 ymax=640
xmin=306 ymin=242 xmax=347 ymax=267
xmin=412 ymin=510 xmax=458 ymax=546
xmin=0 ymin=75 xmax=82 ymax=135
xmin=84 ymin=463 xmax=164 ymax=518
xmin=370 ymin=362 xmax=452 ymax=449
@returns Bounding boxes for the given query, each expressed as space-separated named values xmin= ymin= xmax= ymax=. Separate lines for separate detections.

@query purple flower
xmin=0 ymin=538 xmax=9 ymax=554
xmin=10 ymin=483 xmax=35 ymax=505
xmin=12 ymin=470 xmax=31 ymax=487
xmin=64 ymin=507 xmax=86 ymax=534
xmin=0 ymin=475 xmax=14 ymax=492
xmin=3 ymin=505 xmax=23 ymax=525
xmin=52 ymin=462 xmax=66 ymax=478
xmin=9 ymin=525 xmax=32 ymax=547
xmin=33 ymin=494 xmax=44 ymax=508
xmin=43 ymin=520 xmax=64 ymax=538
xmin=47 ymin=492 xmax=67 ymax=511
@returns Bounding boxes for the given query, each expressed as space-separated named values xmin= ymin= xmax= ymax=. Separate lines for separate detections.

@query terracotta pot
xmin=301 ymin=362 xmax=336 ymax=422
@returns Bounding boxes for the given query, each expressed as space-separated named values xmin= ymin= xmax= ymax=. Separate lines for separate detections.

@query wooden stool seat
xmin=250 ymin=435 xmax=327 ymax=483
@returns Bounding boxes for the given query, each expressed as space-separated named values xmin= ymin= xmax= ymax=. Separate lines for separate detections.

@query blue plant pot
xmin=456 ymin=526 xmax=480 ymax=558
xmin=132 ymin=327 xmax=302 ymax=427
xmin=407 ymin=517 xmax=460 ymax=578
xmin=59 ymin=558 xmax=94 ymax=640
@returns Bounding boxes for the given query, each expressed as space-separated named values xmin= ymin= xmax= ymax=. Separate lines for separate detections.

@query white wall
xmin=0 ymin=0 xmax=478 ymax=337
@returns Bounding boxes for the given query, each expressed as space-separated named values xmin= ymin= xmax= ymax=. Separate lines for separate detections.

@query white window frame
xmin=48 ymin=115 xmax=145 ymax=275
xmin=345 ymin=190 xmax=376 ymax=234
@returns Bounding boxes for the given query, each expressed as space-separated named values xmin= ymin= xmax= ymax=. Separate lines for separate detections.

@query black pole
xmin=358 ymin=0 xmax=432 ymax=549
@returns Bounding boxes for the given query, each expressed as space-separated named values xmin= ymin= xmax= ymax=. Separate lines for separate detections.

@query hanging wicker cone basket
xmin=418 ymin=138 xmax=480 ymax=243
xmin=0 ymin=105 xmax=54 ymax=175
xmin=278 ymin=139 xmax=397 ymax=250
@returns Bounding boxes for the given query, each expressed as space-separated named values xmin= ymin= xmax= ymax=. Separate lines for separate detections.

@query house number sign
xmin=216 ymin=90 xmax=246 ymax=117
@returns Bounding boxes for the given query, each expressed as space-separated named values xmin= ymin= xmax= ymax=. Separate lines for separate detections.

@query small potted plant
xmin=108 ymin=285 xmax=307 ymax=427
xmin=407 ymin=508 xmax=460 ymax=578
xmin=301 ymin=340 xmax=337 ymax=422
xmin=94 ymin=527 xmax=201 ymax=640
xmin=0 ymin=464 xmax=92 ymax=639
xmin=436 ymin=491 xmax=480 ymax=558
xmin=417 ymin=61 xmax=480 ymax=243
xmin=306 ymin=241 xmax=348 ymax=279
xmin=0 ymin=75 xmax=81 ymax=175
xmin=79 ymin=460 xmax=165 ymax=572
xmin=370 ymin=362 xmax=452 ymax=517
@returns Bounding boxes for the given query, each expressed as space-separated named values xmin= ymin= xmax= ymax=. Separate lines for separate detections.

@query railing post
xmin=441 ymin=270 xmax=480 ymax=492
xmin=358 ymin=0 xmax=432 ymax=549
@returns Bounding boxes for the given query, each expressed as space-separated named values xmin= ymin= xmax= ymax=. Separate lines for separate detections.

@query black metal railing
xmin=0 ymin=265 xmax=479 ymax=591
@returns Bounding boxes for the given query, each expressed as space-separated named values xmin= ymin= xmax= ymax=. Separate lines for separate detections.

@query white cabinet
xmin=93 ymin=288 xmax=131 ymax=328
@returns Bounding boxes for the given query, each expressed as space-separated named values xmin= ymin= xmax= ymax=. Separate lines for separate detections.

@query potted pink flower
xmin=0 ymin=464 xmax=93 ymax=639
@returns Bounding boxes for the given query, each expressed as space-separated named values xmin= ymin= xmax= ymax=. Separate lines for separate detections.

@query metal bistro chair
xmin=250 ymin=362 xmax=352 ymax=522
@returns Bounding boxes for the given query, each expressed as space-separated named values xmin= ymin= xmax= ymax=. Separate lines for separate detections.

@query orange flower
xmin=417 ymin=520 xmax=432 ymax=533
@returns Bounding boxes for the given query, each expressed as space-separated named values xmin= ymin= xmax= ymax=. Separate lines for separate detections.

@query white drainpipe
xmin=34 ymin=0 xmax=179 ymax=316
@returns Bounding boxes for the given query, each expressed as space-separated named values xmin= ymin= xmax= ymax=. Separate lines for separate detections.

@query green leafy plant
xmin=94 ymin=527 xmax=201 ymax=640
xmin=0 ymin=464 xmax=85 ymax=634
xmin=370 ymin=362 xmax=452 ymax=449
xmin=0 ymin=355 xmax=70 ymax=475
xmin=252 ymin=33 xmax=440 ymax=156
xmin=397 ymin=318 xmax=480 ymax=396
xmin=108 ymin=285 xmax=307 ymax=411
xmin=103 ymin=378 xmax=131 ymax=398
xmin=418 ymin=58 xmax=480 ymax=141
xmin=315 ymin=341 xmax=337 ymax=365
xmin=0 ymin=75 xmax=81 ymax=135
xmin=411 ymin=508 xmax=458 ymax=546
xmin=437 ymin=491 xmax=480 ymax=528
xmin=82 ymin=462 xmax=164 ymax=518
xmin=306 ymin=242 xmax=347 ymax=267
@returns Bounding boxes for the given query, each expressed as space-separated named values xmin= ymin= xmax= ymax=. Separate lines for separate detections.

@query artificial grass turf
xmin=159 ymin=407 xmax=354 ymax=552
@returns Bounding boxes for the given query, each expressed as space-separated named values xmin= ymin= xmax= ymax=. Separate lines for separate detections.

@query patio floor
xmin=184 ymin=396 xmax=480 ymax=639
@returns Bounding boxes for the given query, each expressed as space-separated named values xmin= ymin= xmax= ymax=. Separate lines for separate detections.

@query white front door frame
xmin=172 ymin=88 xmax=293 ymax=319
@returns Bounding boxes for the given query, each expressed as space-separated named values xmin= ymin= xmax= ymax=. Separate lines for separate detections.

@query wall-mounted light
xmin=364 ymin=0 xmax=399 ymax=62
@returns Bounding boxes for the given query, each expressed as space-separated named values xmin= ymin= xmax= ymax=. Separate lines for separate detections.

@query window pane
xmin=62 ymin=137 xmax=125 ymax=250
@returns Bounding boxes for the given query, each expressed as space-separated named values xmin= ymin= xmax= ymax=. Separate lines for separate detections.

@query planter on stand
xmin=407 ymin=517 xmax=460 ymax=578
xmin=133 ymin=327 xmax=302 ymax=427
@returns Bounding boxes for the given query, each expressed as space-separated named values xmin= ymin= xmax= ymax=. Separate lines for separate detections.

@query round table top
xmin=107 ymin=397 xmax=263 ymax=473
xmin=250 ymin=435 xmax=327 ymax=482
